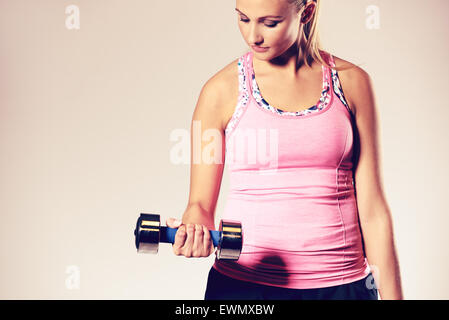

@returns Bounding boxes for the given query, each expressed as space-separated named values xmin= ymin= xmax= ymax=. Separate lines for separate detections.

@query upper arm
xmin=186 ymin=74 xmax=227 ymax=218
xmin=346 ymin=67 xmax=391 ymax=223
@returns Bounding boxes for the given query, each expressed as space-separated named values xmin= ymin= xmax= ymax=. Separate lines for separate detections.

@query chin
xmin=251 ymin=49 xmax=272 ymax=58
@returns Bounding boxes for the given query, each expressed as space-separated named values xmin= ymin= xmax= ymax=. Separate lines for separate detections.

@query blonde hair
xmin=288 ymin=0 xmax=346 ymax=71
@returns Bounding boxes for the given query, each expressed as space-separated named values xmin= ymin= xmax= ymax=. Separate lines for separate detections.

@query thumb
xmin=166 ymin=217 xmax=182 ymax=228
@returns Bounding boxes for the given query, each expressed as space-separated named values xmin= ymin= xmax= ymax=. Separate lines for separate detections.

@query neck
xmin=254 ymin=41 xmax=316 ymax=79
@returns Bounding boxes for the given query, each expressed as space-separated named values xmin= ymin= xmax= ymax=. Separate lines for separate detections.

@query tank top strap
xmin=243 ymin=51 xmax=254 ymax=94
xmin=327 ymin=52 xmax=336 ymax=68
xmin=319 ymin=50 xmax=332 ymax=81
xmin=325 ymin=52 xmax=354 ymax=117
xmin=236 ymin=52 xmax=252 ymax=98
xmin=225 ymin=53 xmax=252 ymax=138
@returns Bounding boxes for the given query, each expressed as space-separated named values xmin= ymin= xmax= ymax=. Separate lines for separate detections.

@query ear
xmin=301 ymin=2 xmax=316 ymax=24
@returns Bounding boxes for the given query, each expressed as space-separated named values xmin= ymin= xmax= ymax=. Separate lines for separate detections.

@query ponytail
xmin=288 ymin=0 xmax=346 ymax=71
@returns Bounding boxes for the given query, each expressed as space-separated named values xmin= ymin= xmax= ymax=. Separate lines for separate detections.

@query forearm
xmin=361 ymin=211 xmax=404 ymax=300
xmin=181 ymin=202 xmax=216 ymax=231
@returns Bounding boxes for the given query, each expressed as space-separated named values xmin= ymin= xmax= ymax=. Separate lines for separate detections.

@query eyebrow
xmin=234 ymin=8 xmax=283 ymax=19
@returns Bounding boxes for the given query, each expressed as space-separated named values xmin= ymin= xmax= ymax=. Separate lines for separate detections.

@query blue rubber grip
xmin=160 ymin=226 xmax=220 ymax=247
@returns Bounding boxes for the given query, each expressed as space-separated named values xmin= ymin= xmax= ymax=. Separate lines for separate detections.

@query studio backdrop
xmin=0 ymin=0 xmax=448 ymax=299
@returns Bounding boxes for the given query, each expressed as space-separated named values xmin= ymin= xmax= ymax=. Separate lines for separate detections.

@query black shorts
xmin=204 ymin=266 xmax=378 ymax=300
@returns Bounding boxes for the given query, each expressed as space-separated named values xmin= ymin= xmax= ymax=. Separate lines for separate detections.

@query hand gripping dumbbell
xmin=134 ymin=213 xmax=243 ymax=261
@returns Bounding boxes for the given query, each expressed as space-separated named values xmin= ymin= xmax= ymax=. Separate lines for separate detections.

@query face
xmin=235 ymin=0 xmax=315 ymax=60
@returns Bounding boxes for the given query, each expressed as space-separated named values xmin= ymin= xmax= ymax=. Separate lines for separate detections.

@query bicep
xmin=187 ymin=78 xmax=226 ymax=217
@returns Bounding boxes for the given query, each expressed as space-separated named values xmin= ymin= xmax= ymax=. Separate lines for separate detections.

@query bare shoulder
xmin=200 ymin=57 xmax=240 ymax=131
xmin=332 ymin=55 xmax=373 ymax=117
xmin=204 ymin=57 xmax=239 ymax=99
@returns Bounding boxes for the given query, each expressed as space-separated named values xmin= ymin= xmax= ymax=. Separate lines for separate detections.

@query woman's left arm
xmin=343 ymin=65 xmax=404 ymax=300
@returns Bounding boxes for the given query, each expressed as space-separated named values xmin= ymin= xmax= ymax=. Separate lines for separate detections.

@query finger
xmin=192 ymin=224 xmax=204 ymax=257
xmin=202 ymin=225 xmax=213 ymax=256
xmin=182 ymin=223 xmax=195 ymax=257
xmin=166 ymin=217 xmax=175 ymax=228
xmin=166 ymin=217 xmax=182 ymax=228
xmin=173 ymin=224 xmax=186 ymax=255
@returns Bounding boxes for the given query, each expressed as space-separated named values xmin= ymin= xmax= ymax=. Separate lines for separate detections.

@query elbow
xmin=358 ymin=201 xmax=394 ymax=231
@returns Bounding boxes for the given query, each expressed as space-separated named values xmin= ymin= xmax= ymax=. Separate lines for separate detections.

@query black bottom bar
xmin=0 ymin=300 xmax=446 ymax=318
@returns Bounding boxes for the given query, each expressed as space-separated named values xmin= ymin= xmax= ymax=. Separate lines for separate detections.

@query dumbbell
xmin=134 ymin=213 xmax=243 ymax=261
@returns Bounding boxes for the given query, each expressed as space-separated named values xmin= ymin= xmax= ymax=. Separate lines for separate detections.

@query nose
xmin=247 ymin=23 xmax=264 ymax=46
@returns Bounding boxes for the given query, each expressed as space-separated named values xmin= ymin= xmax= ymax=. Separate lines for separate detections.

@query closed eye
xmin=239 ymin=18 xmax=279 ymax=28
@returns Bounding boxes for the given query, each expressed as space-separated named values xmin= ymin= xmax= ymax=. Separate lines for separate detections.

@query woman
xmin=166 ymin=0 xmax=403 ymax=300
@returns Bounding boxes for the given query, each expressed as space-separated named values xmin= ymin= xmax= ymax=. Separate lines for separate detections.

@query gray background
xmin=0 ymin=0 xmax=448 ymax=299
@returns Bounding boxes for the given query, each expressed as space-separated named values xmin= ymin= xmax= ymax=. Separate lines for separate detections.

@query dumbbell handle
xmin=135 ymin=213 xmax=242 ymax=260
xmin=160 ymin=226 xmax=220 ymax=247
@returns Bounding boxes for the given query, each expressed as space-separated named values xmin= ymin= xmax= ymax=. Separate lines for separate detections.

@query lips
xmin=252 ymin=45 xmax=269 ymax=52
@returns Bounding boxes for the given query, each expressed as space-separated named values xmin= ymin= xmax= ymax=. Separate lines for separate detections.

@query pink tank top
xmin=213 ymin=50 xmax=371 ymax=289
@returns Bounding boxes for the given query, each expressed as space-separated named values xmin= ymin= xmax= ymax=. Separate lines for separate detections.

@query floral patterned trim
xmin=250 ymin=54 xmax=331 ymax=117
xmin=224 ymin=54 xmax=251 ymax=137
xmin=328 ymin=55 xmax=353 ymax=116
xmin=224 ymin=51 xmax=353 ymax=139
